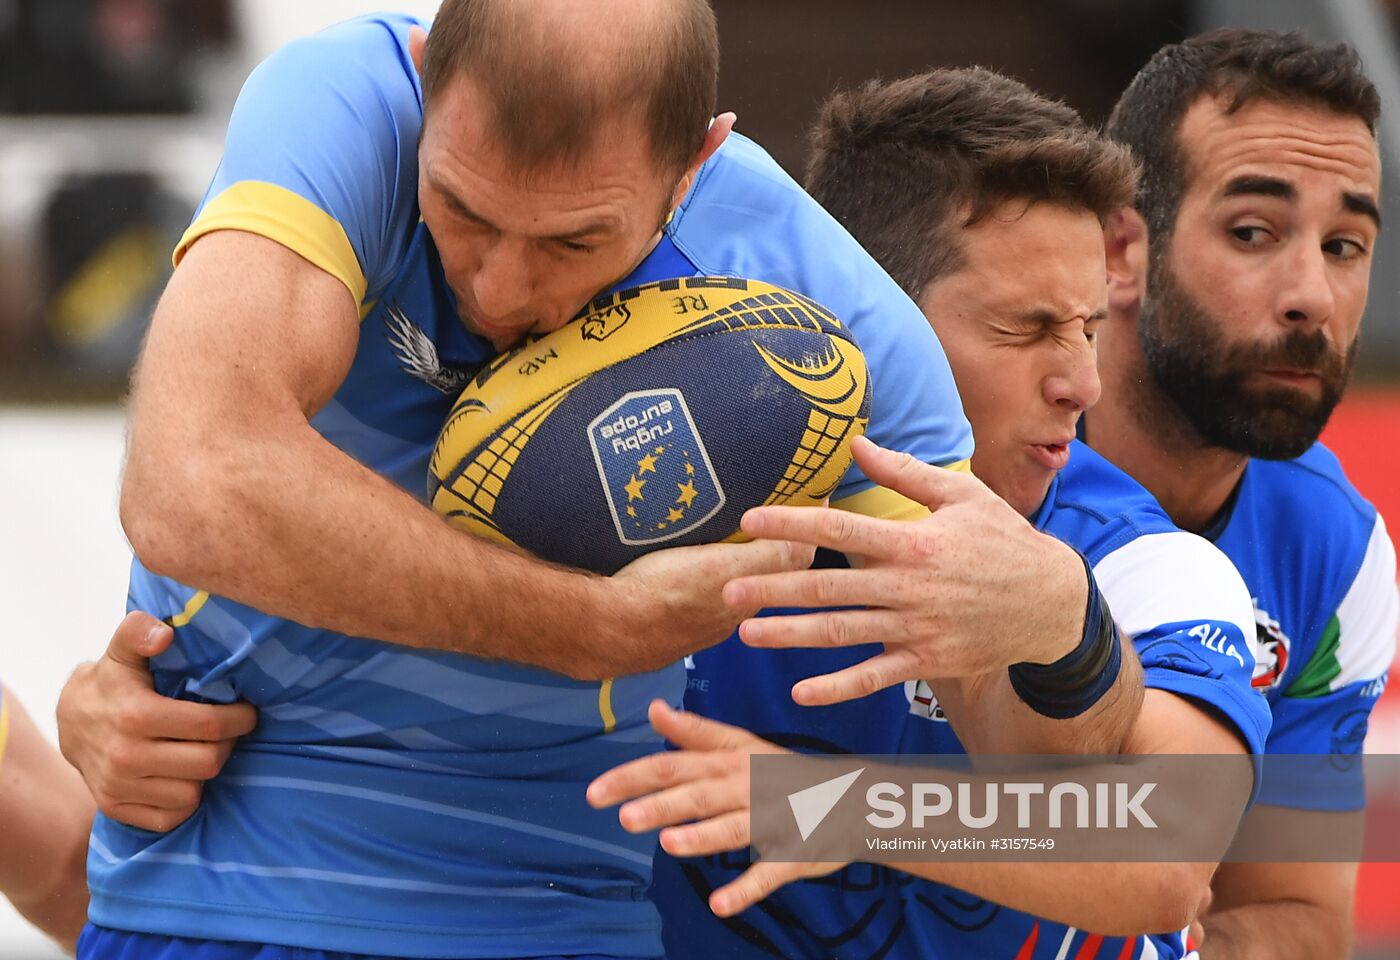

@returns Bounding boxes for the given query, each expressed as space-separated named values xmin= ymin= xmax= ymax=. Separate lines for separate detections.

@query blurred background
xmin=0 ymin=0 xmax=1396 ymax=956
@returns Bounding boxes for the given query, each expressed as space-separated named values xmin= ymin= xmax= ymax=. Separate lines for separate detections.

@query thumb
xmin=851 ymin=435 xmax=971 ymax=512
xmin=105 ymin=611 xmax=173 ymax=671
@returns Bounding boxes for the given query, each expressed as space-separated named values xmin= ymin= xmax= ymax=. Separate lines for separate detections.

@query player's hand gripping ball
xmin=429 ymin=276 xmax=871 ymax=574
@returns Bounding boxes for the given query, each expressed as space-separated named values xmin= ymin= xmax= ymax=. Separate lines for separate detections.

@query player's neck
xmin=1085 ymin=342 xmax=1247 ymax=535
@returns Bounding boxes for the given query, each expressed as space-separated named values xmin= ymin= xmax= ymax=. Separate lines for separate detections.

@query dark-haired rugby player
xmin=600 ymin=27 xmax=1397 ymax=960
xmin=1094 ymin=29 xmax=1396 ymax=959
xmin=590 ymin=65 xmax=1267 ymax=960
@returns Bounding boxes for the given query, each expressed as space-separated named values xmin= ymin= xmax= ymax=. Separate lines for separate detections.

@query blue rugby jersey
xmin=1206 ymin=444 xmax=1396 ymax=805
xmin=658 ymin=440 xmax=1270 ymax=960
xmin=89 ymin=13 xmax=973 ymax=959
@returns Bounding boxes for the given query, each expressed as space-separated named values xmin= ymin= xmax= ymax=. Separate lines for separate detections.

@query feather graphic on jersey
xmin=384 ymin=303 xmax=473 ymax=394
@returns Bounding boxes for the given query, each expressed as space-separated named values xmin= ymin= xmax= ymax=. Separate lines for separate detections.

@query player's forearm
xmin=941 ymin=632 xmax=1144 ymax=755
xmin=122 ymin=421 xmax=633 ymax=678
xmin=1006 ymin=633 xmax=1143 ymax=753
xmin=7 ymin=867 xmax=89 ymax=954
xmin=0 ymin=689 xmax=93 ymax=950
xmin=891 ymin=859 xmax=1209 ymax=936
xmin=1199 ymin=900 xmax=1350 ymax=960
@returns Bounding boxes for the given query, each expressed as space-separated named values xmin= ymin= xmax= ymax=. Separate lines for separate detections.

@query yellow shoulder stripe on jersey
xmin=0 ymin=693 xmax=10 ymax=775
xmin=831 ymin=458 xmax=972 ymax=521
xmin=168 ymin=590 xmax=210 ymax=628
xmin=598 ymin=679 xmax=617 ymax=734
xmin=173 ymin=181 xmax=368 ymax=308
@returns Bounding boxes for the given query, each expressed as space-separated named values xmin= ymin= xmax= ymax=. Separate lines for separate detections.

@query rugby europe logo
xmin=588 ymin=389 xmax=725 ymax=545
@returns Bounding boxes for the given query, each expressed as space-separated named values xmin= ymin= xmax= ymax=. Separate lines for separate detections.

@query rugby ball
xmin=428 ymin=276 xmax=871 ymax=574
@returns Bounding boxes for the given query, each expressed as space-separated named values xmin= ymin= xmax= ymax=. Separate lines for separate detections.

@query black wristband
xmin=1007 ymin=552 xmax=1122 ymax=720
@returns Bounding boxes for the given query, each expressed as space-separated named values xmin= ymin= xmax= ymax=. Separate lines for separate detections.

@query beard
xmin=1138 ymin=251 xmax=1358 ymax=460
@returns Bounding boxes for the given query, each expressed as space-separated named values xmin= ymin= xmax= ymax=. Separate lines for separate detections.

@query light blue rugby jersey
xmin=89 ymin=13 xmax=973 ymax=959
xmin=1204 ymin=444 xmax=1396 ymax=807
xmin=659 ymin=440 xmax=1269 ymax=960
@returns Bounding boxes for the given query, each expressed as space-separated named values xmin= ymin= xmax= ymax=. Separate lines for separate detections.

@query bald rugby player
xmin=49 ymin=2 xmax=1125 ymax=959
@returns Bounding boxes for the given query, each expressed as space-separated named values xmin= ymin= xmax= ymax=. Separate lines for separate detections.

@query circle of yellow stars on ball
xmin=624 ymin=445 xmax=701 ymax=530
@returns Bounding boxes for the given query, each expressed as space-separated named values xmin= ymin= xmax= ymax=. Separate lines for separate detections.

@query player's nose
xmin=1275 ymin=244 xmax=1334 ymax=331
xmin=472 ymin=239 xmax=533 ymax=320
xmin=1044 ymin=341 xmax=1101 ymax=413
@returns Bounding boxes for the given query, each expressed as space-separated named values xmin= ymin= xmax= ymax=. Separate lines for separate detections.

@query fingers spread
xmin=618 ymin=775 xmax=747 ymax=834
xmin=738 ymin=608 xmax=908 ymax=651
xmin=709 ymin=860 xmax=806 ymax=917
xmin=739 ymin=504 xmax=924 ymax=562
xmin=851 ymin=436 xmax=975 ymax=513
xmin=659 ymin=810 xmax=751 ymax=859
xmin=587 ymin=749 xmax=735 ymax=809
xmin=649 ymin=700 xmax=759 ymax=753
xmin=789 ymin=648 xmax=921 ymax=706
xmin=725 ymin=568 xmax=904 ymax=613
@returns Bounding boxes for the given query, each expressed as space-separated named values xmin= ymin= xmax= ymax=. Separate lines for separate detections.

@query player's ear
xmin=1104 ymin=207 xmax=1148 ymax=317
xmin=668 ymin=113 xmax=735 ymax=212
xmin=409 ymin=25 xmax=428 ymax=76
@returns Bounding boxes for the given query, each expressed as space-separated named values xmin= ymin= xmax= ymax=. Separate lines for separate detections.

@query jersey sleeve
xmin=1092 ymin=530 xmax=1272 ymax=756
xmin=1257 ymin=514 xmax=1397 ymax=808
xmin=174 ymin=14 xmax=425 ymax=307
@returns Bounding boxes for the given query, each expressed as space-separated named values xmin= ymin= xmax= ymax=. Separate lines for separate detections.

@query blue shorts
xmin=78 ymin=926 xmax=636 ymax=960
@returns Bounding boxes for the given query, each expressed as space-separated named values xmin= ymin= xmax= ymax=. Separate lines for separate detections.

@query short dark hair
xmin=421 ymin=0 xmax=718 ymax=175
xmin=1107 ymin=28 xmax=1380 ymax=242
xmin=805 ymin=68 xmax=1138 ymax=303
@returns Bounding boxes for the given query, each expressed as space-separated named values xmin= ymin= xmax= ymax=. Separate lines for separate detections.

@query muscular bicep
xmin=1125 ymin=688 xmax=1248 ymax=755
xmin=122 ymin=231 xmax=360 ymax=563
xmin=130 ymin=231 xmax=359 ymax=447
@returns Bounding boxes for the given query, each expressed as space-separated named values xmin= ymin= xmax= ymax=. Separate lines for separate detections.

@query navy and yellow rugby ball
xmin=429 ymin=276 xmax=871 ymax=574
